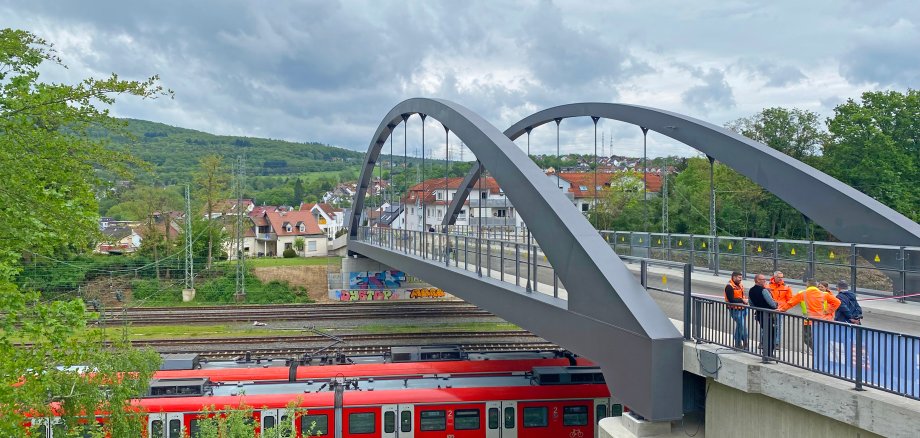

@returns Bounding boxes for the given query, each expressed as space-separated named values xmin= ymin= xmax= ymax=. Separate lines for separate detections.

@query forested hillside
xmin=102 ymin=119 xmax=365 ymax=185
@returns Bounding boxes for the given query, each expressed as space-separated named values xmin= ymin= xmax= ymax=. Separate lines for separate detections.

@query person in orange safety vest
xmin=767 ymin=271 xmax=794 ymax=348
xmin=786 ymin=279 xmax=841 ymax=351
xmin=724 ymin=272 xmax=749 ymax=349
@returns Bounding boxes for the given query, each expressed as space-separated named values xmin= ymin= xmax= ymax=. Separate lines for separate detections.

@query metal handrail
xmin=355 ymin=226 xmax=920 ymax=401
xmin=690 ymin=295 xmax=920 ymax=400
xmin=600 ymin=230 xmax=920 ymax=301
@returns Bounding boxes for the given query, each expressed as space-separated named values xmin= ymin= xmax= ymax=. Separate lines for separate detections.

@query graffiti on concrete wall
xmin=330 ymin=287 xmax=447 ymax=301
xmin=348 ymin=271 xmax=407 ymax=289
xmin=331 ymin=271 xmax=447 ymax=301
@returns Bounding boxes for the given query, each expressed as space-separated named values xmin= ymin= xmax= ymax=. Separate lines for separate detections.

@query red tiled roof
xmin=403 ymin=177 xmax=500 ymax=205
xmin=559 ymin=172 xmax=662 ymax=198
xmin=265 ymin=210 xmax=323 ymax=236
xmin=300 ymin=202 xmax=342 ymax=216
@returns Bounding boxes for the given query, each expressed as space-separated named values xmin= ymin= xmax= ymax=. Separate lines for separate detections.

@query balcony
xmin=256 ymin=233 xmax=277 ymax=241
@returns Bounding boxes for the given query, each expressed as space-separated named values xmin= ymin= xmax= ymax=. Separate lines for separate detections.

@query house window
xmin=436 ymin=192 xmax=443 ymax=200
xmin=460 ymin=210 xmax=466 ymax=215
xmin=285 ymin=243 xmax=292 ymax=250
xmin=480 ymin=191 xmax=487 ymax=199
xmin=299 ymin=224 xmax=305 ymax=232
xmin=286 ymin=225 xmax=292 ymax=232
xmin=582 ymin=203 xmax=589 ymax=212
xmin=308 ymin=241 xmax=317 ymax=252
xmin=596 ymin=185 xmax=602 ymax=190
xmin=495 ymin=209 xmax=507 ymax=217
xmin=579 ymin=185 xmax=588 ymax=191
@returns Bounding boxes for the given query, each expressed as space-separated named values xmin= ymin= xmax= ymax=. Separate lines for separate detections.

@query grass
xmin=242 ymin=257 xmax=342 ymax=268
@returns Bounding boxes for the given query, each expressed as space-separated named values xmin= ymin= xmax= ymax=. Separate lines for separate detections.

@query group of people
xmin=723 ymin=271 xmax=864 ymax=353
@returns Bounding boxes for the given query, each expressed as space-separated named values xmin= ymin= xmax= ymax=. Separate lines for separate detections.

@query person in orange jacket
xmin=767 ymin=271 xmax=794 ymax=348
xmin=786 ymin=279 xmax=841 ymax=351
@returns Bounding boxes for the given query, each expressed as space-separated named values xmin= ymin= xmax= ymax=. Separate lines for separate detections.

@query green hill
xmin=104 ymin=119 xmax=366 ymax=185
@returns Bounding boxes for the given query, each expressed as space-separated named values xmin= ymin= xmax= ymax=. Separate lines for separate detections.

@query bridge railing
xmin=601 ymin=230 xmax=920 ymax=301
xmin=691 ymin=295 xmax=920 ymax=400
xmin=355 ymin=226 xmax=920 ymax=401
xmin=357 ymin=227 xmax=566 ymax=298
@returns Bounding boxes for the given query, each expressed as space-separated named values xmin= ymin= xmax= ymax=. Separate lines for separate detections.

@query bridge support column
xmin=599 ymin=415 xmax=674 ymax=438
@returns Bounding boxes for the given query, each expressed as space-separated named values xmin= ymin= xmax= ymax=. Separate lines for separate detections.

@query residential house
xmin=402 ymin=177 xmax=522 ymax=231
xmin=558 ymin=171 xmax=662 ymax=214
xmin=299 ymin=202 xmax=346 ymax=238
xmin=96 ymin=224 xmax=142 ymax=254
xmin=250 ymin=209 xmax=327 ymax=257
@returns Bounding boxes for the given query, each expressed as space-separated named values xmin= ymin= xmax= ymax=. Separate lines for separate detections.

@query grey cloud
xmin=736 ymin=61 xmax=806 ymax=87
xmin=839 ymin=39 xmax=920 ymax=88
xmin=681 ymin=69 xmax=735 ymax=113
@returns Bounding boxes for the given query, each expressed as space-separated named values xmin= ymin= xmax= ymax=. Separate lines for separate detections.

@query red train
xmin=31 ymin=347 xmax=622 ymax=437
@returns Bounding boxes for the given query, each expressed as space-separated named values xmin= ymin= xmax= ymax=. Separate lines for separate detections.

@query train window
xmin=400 ymin=410 xmax=412 ymax=432
xmin=503 ymin=407 xmax=515 ymax=429
xmin=384 ymin=411 xmax=396 ymax=433
xmin=348 ymin=412 xmax=376 ymax=434
xmin=301 ymin=414 xmax=328 ymax=436
xmin=168 ymin=419 xmax=181 ymax=438
xmin=188 ymin=419 xmax=200 ymax=438
xmin=264 ymin=415 xmax=276 ymax=429
xmin=150 ymin=420 xmax=163 ymax=437
xmin=611 ymin=404 xmax=623 ymax=417
xmin=596 ymin=404 xmax=608 ymax=421
xmin=488 ymin=408 xmax=499 ymax=429
xmin=563 ymin=406 xmax=589 ymax=426
xmin=522 ymin=407 xmax=548 ymax=427
xmin=454 ymin=409 xmax=480 ymax=430
xmin=419 ymin=410 xmax=446 ymax=431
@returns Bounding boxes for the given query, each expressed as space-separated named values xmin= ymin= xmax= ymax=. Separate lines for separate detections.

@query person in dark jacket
xmin=834 ymin=281 xmax=863 ymax=324
xmin=748 ymin=274 xmax=778 ymax=356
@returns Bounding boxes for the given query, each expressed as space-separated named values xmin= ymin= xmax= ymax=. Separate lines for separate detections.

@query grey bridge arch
xmin=348 ymin=98 xmax=684 ymax=421
xmin=444 ymin=103 xmax=920 ymax=247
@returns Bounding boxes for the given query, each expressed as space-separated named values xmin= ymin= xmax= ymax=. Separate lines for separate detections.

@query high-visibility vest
xmin=799 ymin=291 xmax=829 ymax=320
xmin=726 ymin=281 xmax=744 ymax=309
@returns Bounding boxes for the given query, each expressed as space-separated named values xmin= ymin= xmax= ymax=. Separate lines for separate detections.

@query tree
xmin=822 ymin=90 xmax=920 ymax=222
xmin=194 ymin=154 xmax=230 ymax=269
xmin=0 ymin=28 xmax=168 ymax=435
xmin=293 ymin=237 xmax=306 ymax=256
xmin=725 ymin=107 xmax=825 ymax=161
xmin=293 ymin=177 xmax=305 ymax=205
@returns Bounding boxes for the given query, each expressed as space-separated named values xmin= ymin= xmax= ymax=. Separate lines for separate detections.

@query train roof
xmin=137 ymin=384 xmax=611 ymax=413
xmin=155 ymin=357 xmax=594 ymax=383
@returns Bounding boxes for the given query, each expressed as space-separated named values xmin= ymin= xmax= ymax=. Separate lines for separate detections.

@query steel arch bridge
xmin=346 ymin=98 xmax=920 ymax=421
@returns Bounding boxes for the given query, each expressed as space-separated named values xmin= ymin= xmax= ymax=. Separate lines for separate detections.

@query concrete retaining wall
xmin=706 ymin=380 xmax=884 ymax=438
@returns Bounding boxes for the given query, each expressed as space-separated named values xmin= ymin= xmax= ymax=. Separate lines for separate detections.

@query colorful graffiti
xmin=330 ymin=288 xmax=448 ymax=301
xmin=349 ymin=271 xmax=406 ymax=289
xmin=330 ymin=271 xmax=448 ymax=301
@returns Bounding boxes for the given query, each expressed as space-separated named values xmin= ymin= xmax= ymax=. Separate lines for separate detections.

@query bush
xmin=282 ymin=248 xmax=297 ymax=258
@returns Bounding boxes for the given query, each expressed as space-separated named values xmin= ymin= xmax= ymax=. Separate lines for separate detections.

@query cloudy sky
xmin=2 ymin=0 xmax=917 ymax=159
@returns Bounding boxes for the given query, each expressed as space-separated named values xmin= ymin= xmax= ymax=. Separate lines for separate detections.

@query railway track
xmin=93 ymin=301 xmax=491 ymax=325
xmin=141 ymin=330 xmax=550 ymax=359
xmin=183 ymin=342 xmax=560 ymax=360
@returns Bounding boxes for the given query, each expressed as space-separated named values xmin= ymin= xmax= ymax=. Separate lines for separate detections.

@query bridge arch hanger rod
xmin=442 ymin=103 xmax=920 ymax=247
xmin=348 ymin=98 xmax=684 ymax=420
xmin=348 ymin=98 xmax=677 ymax=336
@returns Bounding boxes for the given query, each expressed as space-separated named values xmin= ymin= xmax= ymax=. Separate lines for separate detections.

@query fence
xmin=356 ymin=226 xmax=920 ymax=401
xmin=600 ymin=230 xmax=920 ymax=301
xmin=691 ymin=295 xmax=920 ymax=400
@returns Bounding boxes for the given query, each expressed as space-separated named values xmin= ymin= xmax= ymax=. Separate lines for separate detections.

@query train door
xmin=593 ymin=399 xmax=609 ymax=438
xmin=260 ymin=409 xmax=293 ymax=437
xmin=381 ymin=404 xmax=414 ymax=438
xmin=148 ymin=412 xmax=183 ymax=438
xmin=486 ymin=402 xmax=501 ymax=438
xmin=501 ymin=401 xmax=517 ymax=438
xmin=382 ymin=405 xmax=398 ymax=438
